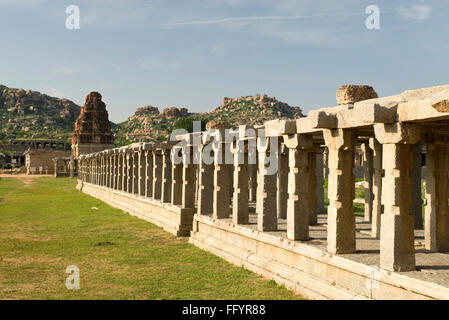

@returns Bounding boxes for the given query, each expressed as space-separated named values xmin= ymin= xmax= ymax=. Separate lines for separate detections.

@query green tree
xmin=172 ymin=116 xmax=208 ymax=133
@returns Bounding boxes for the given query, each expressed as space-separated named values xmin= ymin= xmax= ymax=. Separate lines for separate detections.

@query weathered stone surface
xmin=336 ymin=85 xmax=378 ymax=105
xmin=425 ymin=143 xmax=449 ymax=252
xmin=324 ymin=129 xmax=356 ymax=254
xmin=160 ymin=107 xmax=188 ymax=118
xmin=134 ymin=105 xmax=160 ymax=116
xmin=72 ymin=92 xmax=114 ymax=145
xmin=25 ymin=148 xmax=71 ymax=174
xmin=205 ymin=120 xmax=229 ymax=131
xmin=380 ymin=143 xmax=416 ymax=272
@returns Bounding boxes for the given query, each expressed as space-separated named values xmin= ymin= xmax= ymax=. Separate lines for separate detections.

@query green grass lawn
xmin=0 ymin=177 xmax=302 ymax=300
xmin=323 ymin=178 xmax=365 ymax=217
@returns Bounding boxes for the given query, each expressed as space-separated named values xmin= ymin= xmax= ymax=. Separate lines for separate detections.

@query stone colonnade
xmin=78 ymin=118 xmax=449 ymax=274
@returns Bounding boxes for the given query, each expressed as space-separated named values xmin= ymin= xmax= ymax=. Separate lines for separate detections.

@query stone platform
xmin=190 ymin=212 xmax=449 ymax=300
xmin=77 ymin=181 xmax=195 ymax=236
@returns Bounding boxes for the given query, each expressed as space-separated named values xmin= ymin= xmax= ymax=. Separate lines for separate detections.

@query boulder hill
xmin=0 ymin=84 xmax=304 ymax=146
xmin=116 ymin=94 xmax=303 ymax=145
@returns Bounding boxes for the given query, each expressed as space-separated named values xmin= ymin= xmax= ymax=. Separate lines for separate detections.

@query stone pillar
xmin=315 ymin=148 xmax=325 ymax=214
xmin=152 ymin=149 xmax=163 ymax=200
xmin=284 ymin=134 xmax=315 ymax=240
xmin=97 ymin=157 xmax=101 ymax=185
xmin=105 ymin=155 xmax=109 ymax=188
xmin=54 ymin=159 xmax=59 ymax=178
xmin=101 ymin=156 xmax=105 ymax=186
xmin=101 ymin=153 xmax=106 ymax=187
xmin=109 ymin=155 xmax=114 ymax=188
xmin=145 ymin=149 xmax=154 ymax=198
xmin=138 ymin=150 xmax=146 ymax=196
xmin=115 ymin=151 xmax=123 ymax=191
xmin=277 ymin=144 xmax=288 ymax=219
xmin=308 ymin=149 xmax=317 ymax=225
xmin=425 ymin=141 xmax=449 ymax=252
xmin=182 ymin=146 xmax=196 ymax=209
xmin=100 ymin=156 xmax=104 ymax=185
xmin=323 ymin=147 xmax=329 ymax=179
xmin=369 ymin=138 xmax=382 ymax=239
xmin=375 ymin=123 xmax=420 ymax=272
xmin=107 ymin=155 xmax=112 ymax=188
xmin=249 ymin=163 xmax=258 ymax=202
xmin=109 ymin=155 xmax=113 ymax=189
xmin=93 ymin=158 xmax=96 ymax=184
xmin=132 ymin=152 xmax=139 ymax=194
xmin=213 ymin=142 xmax=233 ymax=219
xmin=323 ymin=129 xmax=356 ymax=254
xmin=91 ymin=158 xmax=94 ymax=183
xmin=171 ymin=146 xmax=183 ymax=206
xmin=412 ymin=143 xmax=423 ymax=229
xmin=161 ymin=147 xmax=172 ymax=203
xmin=197 ymin=144 xmax=214 ymax=215
xmin=361 ymin=141 xmax=374 ymax=222
xmin=256 ymin=137 xmax=278 ymax=231
xmin=126 ymin=152 xmax=133 ymax=193
xmin=381 ymin=144 xmax=416 ymax=271
xmin=92 ymin=156 xmax=97 ymax=184
xmin=232 ymin=141 xmax=249 ymax=224
xmin=122 ymin=152 xmax=127 ymax=192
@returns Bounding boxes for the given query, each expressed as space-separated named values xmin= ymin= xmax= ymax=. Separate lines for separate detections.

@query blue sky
xmin=0 ymin=0 xmax=448 ymax=123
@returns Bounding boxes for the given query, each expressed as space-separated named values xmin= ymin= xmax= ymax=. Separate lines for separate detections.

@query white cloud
xmin=164 ymin=7 xmax=365 ymax=47
xmin=141 ymin=58 xmax=180 ymax=71
xmin=167 ymin=11 xmax=361 ymax=27
xmin=397 ymin=4 xmax=432 ymax=21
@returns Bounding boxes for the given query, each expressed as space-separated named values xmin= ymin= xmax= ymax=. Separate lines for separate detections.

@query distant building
xmin=24 ymin=147 xmax=71 ymax=175
xmin=0 ymin=139 xmax=69 ymax=168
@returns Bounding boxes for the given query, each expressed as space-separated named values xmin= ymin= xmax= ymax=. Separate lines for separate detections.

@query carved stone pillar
xmin=323 ymin=129 xmax=356 ymax=254
xmin=256 ymin=136 xmax=278 ymax=231
xmin=369 ymin=138 xmax=382 ymax=239
xmin=161 ymin=146 xmax=172 ymax=203
xmin=232 ymin=139 xmax=249 ymax=224
xmin=425 ymin=136 xmax=449 ymax=252
xmin=375 ymin=123 xmax=420 ymax=272
xmin=152 ymin=148 xmax=163 ymax=200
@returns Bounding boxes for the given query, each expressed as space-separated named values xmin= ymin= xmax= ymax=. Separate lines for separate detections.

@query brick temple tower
xmin=71 ymin=92 xmax=115 ymax=158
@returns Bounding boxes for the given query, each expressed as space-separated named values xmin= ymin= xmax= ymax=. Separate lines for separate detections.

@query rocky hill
xmin=0 ymin=84 xmax=304 ymax=147
xmin=114 ymin=106 xmax=192 ymax=145
xmin=207 ymin=94 xmax=303 ymax=124
xmin=0 ymin=84 xmax=81 ymax=142
xmin=114 ymin=94 xmax=303 ymax=145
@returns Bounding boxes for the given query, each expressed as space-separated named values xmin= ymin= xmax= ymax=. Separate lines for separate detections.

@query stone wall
xmin=25 ymin=149 xmax=71 ymax=174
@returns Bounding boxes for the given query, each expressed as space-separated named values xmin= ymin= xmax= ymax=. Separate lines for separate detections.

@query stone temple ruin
xmin=71 ymin=92 xmax=114 ymax=158
xmin=75 ymin=84 xmax=449 ymax=299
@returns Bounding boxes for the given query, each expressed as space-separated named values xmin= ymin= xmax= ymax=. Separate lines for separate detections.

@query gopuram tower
xmin=71 ymin=92 xmax=115 ymax=158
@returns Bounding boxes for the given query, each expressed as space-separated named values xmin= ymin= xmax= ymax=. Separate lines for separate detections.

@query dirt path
xmin=0 ymin=174 xmax=53 ymax=185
